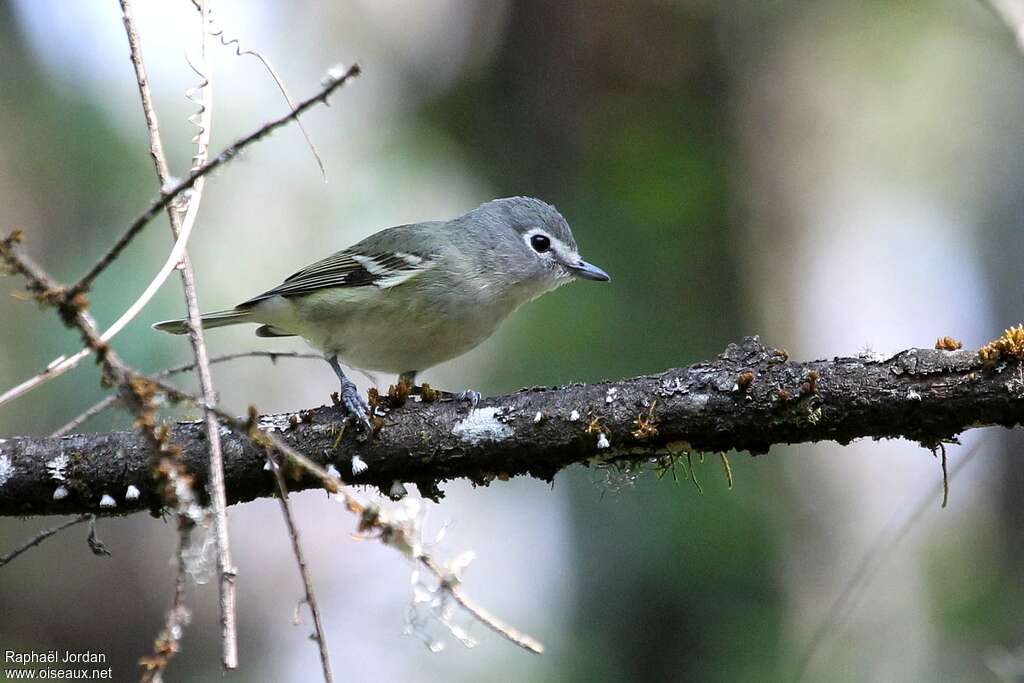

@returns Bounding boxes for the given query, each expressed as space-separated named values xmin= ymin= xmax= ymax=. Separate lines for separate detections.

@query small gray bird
xmin=154 ymin=196 xmax=609 ymax=429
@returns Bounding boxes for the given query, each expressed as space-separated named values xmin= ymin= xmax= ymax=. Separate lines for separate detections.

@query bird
xmin=154 ymin=196 xmax=610 ymax=430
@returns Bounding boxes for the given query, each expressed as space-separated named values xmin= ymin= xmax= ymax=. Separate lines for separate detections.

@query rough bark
xmin=2 ymin=336 xmax=1022 ymax=517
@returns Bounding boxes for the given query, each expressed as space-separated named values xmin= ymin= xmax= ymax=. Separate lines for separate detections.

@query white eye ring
xmin=525 ymin=231 xmax=552 ymax=254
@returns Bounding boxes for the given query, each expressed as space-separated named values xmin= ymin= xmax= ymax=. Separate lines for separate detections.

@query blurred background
xmin=1 ymin=1 xmax=1023 ymax=681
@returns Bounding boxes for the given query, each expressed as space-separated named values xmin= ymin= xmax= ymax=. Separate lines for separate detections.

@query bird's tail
xmin=152 ymin=308 xmax=253 ymax=335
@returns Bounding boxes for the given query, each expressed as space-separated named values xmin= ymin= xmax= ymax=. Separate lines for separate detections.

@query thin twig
xmin=252 ymin=426 xmax=544 ymax=655
xmin=268 ymin=452 xmax=334 ymax=682
xmin=67 ymin=60 xmax=359 ymax=297
xmin=199 ymin=2 xmax=326 ymax=179
xmin=50 ymin=394 xmax=119 ymax=437
xmin=0 ymin=62 xmax=361 ymax=410
xmin=421 ymin=556 xmax=544 ymax=654
xmin=120 ymin=0 xmax=237 ymax=669
xmin=50 ymin=351 xmax=322 ymax=437
xmin=139 ymin=525 xmax=192 ymax=683
xmin=0 ymin=515 xmax=90 ymax=568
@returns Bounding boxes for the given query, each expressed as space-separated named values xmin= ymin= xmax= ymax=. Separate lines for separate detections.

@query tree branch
xmin=3 ymin=336 xmax=1023 ymax=517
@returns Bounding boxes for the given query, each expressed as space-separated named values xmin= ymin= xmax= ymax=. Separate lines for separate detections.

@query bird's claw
xmin=339 ymin=378 xmax=372 ymax=436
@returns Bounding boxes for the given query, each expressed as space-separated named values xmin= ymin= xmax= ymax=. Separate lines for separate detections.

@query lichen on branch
xmin=2 ymin=335 xmax=1023 ymax=518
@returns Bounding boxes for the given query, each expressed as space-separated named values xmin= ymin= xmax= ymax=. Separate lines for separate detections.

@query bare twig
xmin=0 ymin=62 xmax=361 ymax=409
xmin=186 ymin=2 xmax=237 ymax=668
xmin=50 ymin=394 xmax=119 ymax=438
xmin=139 ymin=526 xmax=192 ymax=683
xmin=120 ymin=0 xmax=237 ymax=668
xmin=66 ymin=60 xmax=359 ymax=298
xmin=0 ymin=194 xmax=202 ymax=408
xmin=268 ymin=453 xmax=333 ymax=682
xmin=421 ymin=555 xmax=544 ymax=654
xmin=199 ymin=2 xmax=326 ymax=179
xmin=50 ymin=351 xmax=322 ymax=437
xmin=0 ymin=515 xmax=90 ymax=568
xmin=118 ymin=0 xmax=237 ymax=669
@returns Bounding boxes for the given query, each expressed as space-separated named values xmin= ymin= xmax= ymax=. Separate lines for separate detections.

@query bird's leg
xmin=398 ymin=370 xmax=480 ymax=408
xmin=327 ymin=355 xmax=372 ymax=432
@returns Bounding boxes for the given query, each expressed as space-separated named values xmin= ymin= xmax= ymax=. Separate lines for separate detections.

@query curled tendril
xmin=191 ymin=1 xmax=326 ymax=180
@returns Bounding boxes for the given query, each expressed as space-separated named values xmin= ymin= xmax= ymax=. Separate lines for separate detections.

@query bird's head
xmin=468 ymin=197 xmax=610 ymax=293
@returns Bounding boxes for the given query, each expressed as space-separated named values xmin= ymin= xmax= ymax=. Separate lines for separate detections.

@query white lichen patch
xmin=452 ymin=407 xmax=514 ymax=444
xmin=99 ymin=494 xmax=117 ymax=509
xmin=597 ymin=433 xmax=611 ymax=449
xmin=326 ymin=464 xmax=341 ymax=479
xmin=659 ymin=377 xmax=687 ymax=396
xmin=53 ymin=486 xmax=69 ymax=501
xmin=47 ymin=453 xmax=69 ymax=482
xmin=350 ymin=455 xmax=368 ymax=475
xmin=0 ymin=454 xmax=12 ymax=488
xmin=907 ymin=389 xmax=921 ymax=401
xmin=605 ymin=388 xmax=618 ymax=404
xmin=257 ymin=414 xmax=291 ymax=433
xmin=569 ymin=409 xmax=581 ymax=422
xmin=858 ymin=346 xmax=895 ymax=363
xmin=125 ymin=485 xmax=141 ymax=501
xmin=323 ymin=63 xmax=349 ymax=85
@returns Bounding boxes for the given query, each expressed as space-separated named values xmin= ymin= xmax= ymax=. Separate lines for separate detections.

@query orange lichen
xmin=935 ymin=336 xmax=962 ymax=351
xmin=419 ymin=383 xmax=440 ymax=403
xmin=583 ymin=408 xmax=611 ymax=437
xmin=632 ymin=401 xmax=659 ymax=440
xmin=800 ymin=370 xmax=819 ymax=396
xmin=979 ymin=325 xmax=1024 ymax=364
xmin=388 ymin=378 xmax=412 ymax=406
xmin=736 ymin=370 xmax=754 ymax=392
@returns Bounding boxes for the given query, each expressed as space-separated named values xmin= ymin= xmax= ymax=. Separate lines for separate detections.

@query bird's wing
xmin=237 ymin=245 xmax=437 ymax=307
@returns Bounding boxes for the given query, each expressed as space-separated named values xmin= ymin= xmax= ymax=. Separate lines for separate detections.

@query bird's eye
xmin=530 ymin=234 xmax=551 ymax=253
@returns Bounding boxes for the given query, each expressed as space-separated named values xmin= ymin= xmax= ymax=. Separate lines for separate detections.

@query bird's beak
xmin=566 ymin=259 xmax=611 ymax=282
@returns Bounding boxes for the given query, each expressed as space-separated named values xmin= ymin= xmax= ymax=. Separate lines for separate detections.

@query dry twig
xmin=0 ymin=62 xmax=361 ymax=409
xmin=0 ymin=515 xmax=91 ymax=568
xmin=267 ymin=453 xmax=334 ymax=682
xmin=50 ymin=351 xmax=322 ymax=437
xmin=119 ymin=0 xmax=237 ymax=668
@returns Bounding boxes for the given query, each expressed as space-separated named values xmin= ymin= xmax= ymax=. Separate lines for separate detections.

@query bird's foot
xmin=338 ymin=377 xmax=372 ymax=435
